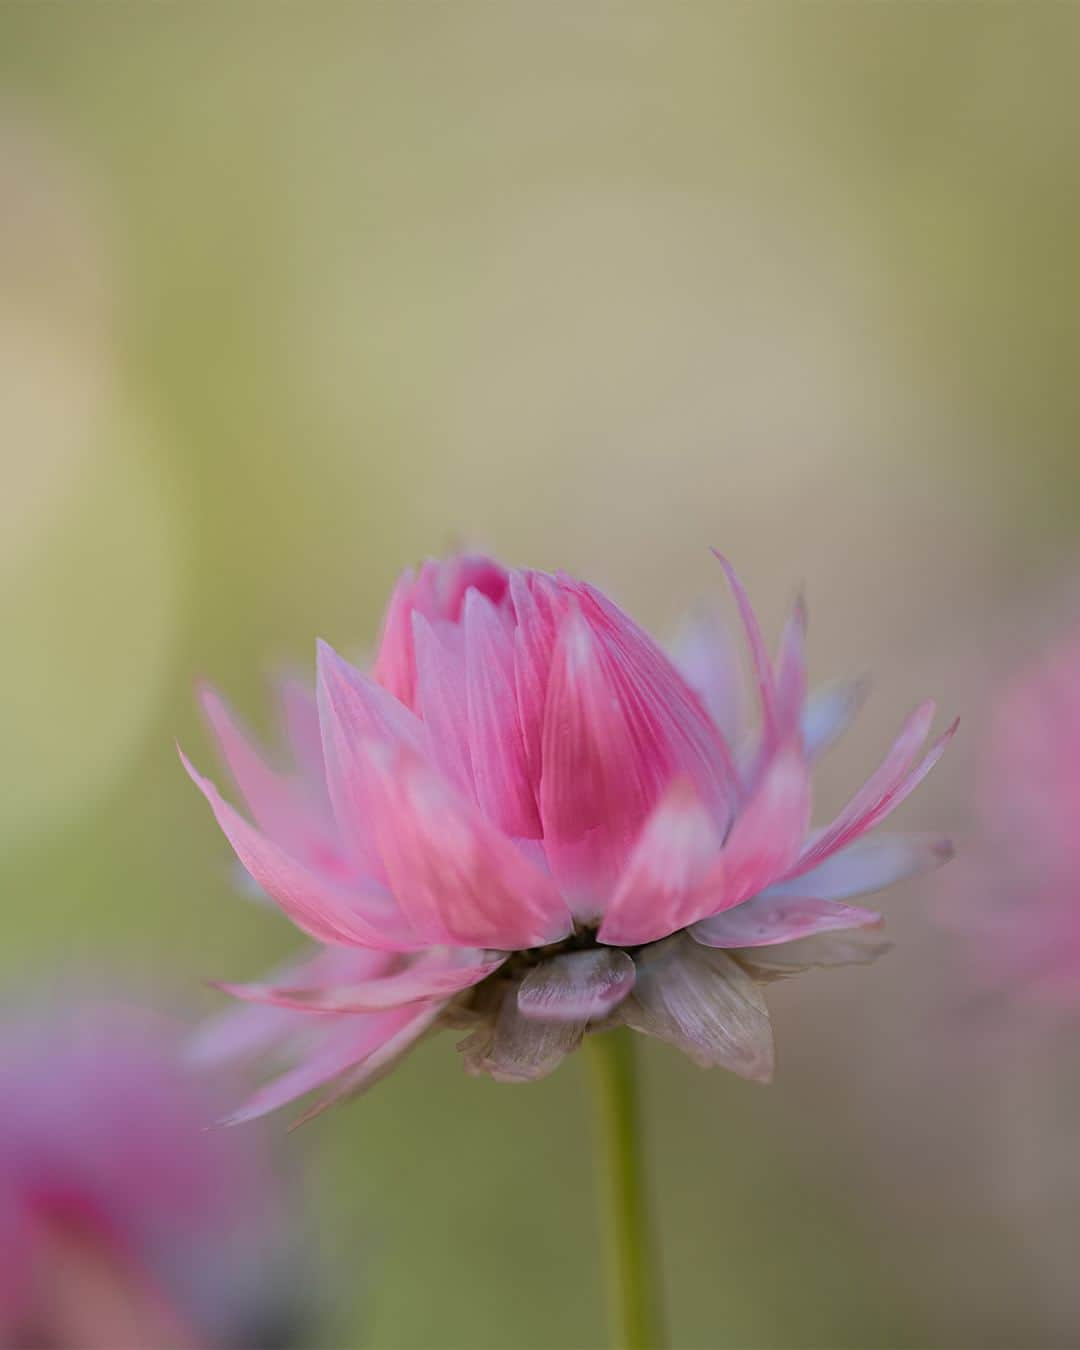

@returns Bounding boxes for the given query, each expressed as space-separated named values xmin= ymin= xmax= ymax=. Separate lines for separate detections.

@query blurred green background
xmin=2 ymin=5 xmax=1079 ymax=1347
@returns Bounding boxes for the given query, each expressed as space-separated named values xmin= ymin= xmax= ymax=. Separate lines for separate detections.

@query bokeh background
xmin=2 ymin=5 xmax=1079 ymax=1347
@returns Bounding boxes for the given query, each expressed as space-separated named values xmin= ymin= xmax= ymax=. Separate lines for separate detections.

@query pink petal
xmin=316 ymin=640 xmax=426 ymax=878
xmin=219 ymin=950 xmax=504 ymax=1014
xmin=317 ymin=639 xmax=425 ymax=753
xmin=621 ymin=934 xmax=774 ymax=1081
xmin=761 ymin=832 xmax=953 ymax=902
xmin=540 ymin=600 xmax=735 ymax=906
xmin=190 ymin=947 xmax=394 ymax=1063
xmin=774 ymin=593 xmax=808 ymax=741
xmin=188 ymin=1000 xmax=299 ymax=1069
xmin=576 ymin=579 xmax=740 ymax=815
xmin=788 ymin=704 xmax=957 ymax=878
xmin=221 ymin=1005 xmax=428 ymax=1126
xmin=718 ymin=586 xmax=809 ymax=800
xmin=371 ymin=566 xmax=420 ymax=706
xmin=517 ymin=948 xmax=636 ymax=1022
xmin=712 ymin=552 xmax=778 ymax=754
xmin=598 ymin=779 xmax=724 ymax=946
xmin=288 ymin=1002 xmax=444 ymax=1127
xmin=434 ymin=553 xmax=511 ymax=620
xmin=199 ymin=684 xmax=338 ymax=867
xmin=539 ymin=607 xmax=659 ymax=902
xmin=510 ymin=569 xmax=565 ymax=784
xmin=412 ymin=615 xmax=474 ymax=796
xmin=464 ymin=588 xmax=542 ymax=837
xmin=691 ymin=895 xmax=882 ymax=948
xmin=181 ymin=748 xmax=422 ymax=951
xmin=371 ymin=555 xmax=511 ymax=711
xmin=361 ymin=738 xmax=573 ymax=949
xmin=713 ymin=745 xmax=812 ymax=910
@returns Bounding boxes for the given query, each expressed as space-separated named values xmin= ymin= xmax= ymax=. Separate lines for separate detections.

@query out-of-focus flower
xmin=945 ymin=634 xmax=1080 ymax=1009
xmin=184 ymin=552 xmax=954 ymax=1123
xmin=0 ymin=1001 xmax=304 ymax=1349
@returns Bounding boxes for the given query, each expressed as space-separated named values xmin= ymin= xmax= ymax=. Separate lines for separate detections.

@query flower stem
xmin=586 ymin=1029 xmax=666 ymax=1350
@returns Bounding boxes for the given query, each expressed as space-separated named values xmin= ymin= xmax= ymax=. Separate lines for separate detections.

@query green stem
xmin=586 ymin=1030 xmax=666 ymax=1350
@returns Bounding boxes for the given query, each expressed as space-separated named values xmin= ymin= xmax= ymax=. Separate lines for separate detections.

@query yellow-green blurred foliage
xmin=2 ymin=5 xmax=1079 ymax=1347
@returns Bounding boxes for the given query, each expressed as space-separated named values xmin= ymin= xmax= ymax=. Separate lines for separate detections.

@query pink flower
xmin=0 ymin=1000 xmax=301 ymax=1348
xmin=946 ymin=633 xmax=1080 ymax=1008
xmin=184 ymin=552 xmax=955 ymax=1123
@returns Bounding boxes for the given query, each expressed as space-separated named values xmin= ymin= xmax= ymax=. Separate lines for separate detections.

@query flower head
xmin=0 ymin=1000 xmax=303 ymax=1348
xmin=946 ymin=632 xmax=1080 ymax=1009
xmin=184 ymin=552 xmax=954 ymax=1122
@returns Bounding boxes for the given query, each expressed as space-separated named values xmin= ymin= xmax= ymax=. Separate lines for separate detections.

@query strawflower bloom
xmin=0 ymin=1000 xmax=303 ymax=1349
xmin=184 ymin=551 xmax=955 ymax=1124
xmin=945 ymin=631 xmax=1080 ymax=1009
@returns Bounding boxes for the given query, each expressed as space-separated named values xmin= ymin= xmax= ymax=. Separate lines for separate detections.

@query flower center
xmin=501 ymin=923 xmax=603 ymax=978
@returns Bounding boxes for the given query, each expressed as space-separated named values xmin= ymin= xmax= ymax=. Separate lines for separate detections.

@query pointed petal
xmin=509 ymin=570 xmax=563 ymax=783
xmin=181 ymin=748 xmax=421 ymax=950
xmin=316 ymin=640 xmax=426 ymax=877
xmin=188 ymin=1000 xmax=298 ymax=1068
xmin=220 ymin=950 xmax=504 ymax=1014
xmin=371 ymin=555 xmax=511 ymax=711
xmin=412 ymin=614 xmax=473 ymax=796
xmin=540 ymin=606 xmax=662 ymax=902
xmin=774 ymin=593 xmax=808 ymax=741
xmin=622 ymin=935 xmax=773 ymax=1081
xmin=576 ymin=579 xmax=740 ymax=815
xmin=712 ymin=746 xmax=812 ymax=910
xmin=789 ymin=705 xmax=957 ymax=878
xmin=517 ymin=949 xmax=636 ymax=1022
xmin=221 ymin=1006 xmax=425 ymax=1126
xmin=691 ymin=895 xmax=882 ymax=948
xmin=464 ymin=588 xmax=542 ymax=837
xmin=802 ymin=677 xmax=869 ymax=758
xmin=199 ymin=684 xmax=335 ymax=863
xmin=288 ymin=1002 xmax=444 ymax=1127
xmin=479 ymin=995 xmax=584 ymax=1082
xmin=371 ymin=566 xmax=420 ymax=706
xmin=712 ymin=553 xmax=778 ymax=753
xmin=318 ymin=639 xmax=425 ymax=753
xmin=189 ymin=947 xmax=393 ymax=1065
xmin=431 ymin=553 xmax=511 ymax=621
xmin=735 ymin=928 xmax=892 ymax=979
xmin=761 ymin=832 xmax=953 ymax=902
xmin=361 ymin=738 xmax=572 ymax=949
xmin=598 ymin=779 xmax=723 ymax=946
xmin=540 ymin=598 xmax=735 ymax=906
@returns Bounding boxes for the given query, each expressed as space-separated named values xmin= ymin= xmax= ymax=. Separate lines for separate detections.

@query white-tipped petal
xmin=599 ymin=779 xmax=723 ymax=947
xmin=762 ymin=832 xmax=953 ymax=903
xmin=691 ymin=895 xmax=881 ymax=948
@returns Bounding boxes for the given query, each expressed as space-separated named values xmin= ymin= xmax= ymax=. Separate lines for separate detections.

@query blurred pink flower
xmin=184 ymin=552 xmax=954 ymax=1123
xmin=945 ymin=634 xmax=1080 ymax=1008
xmin=0 ymin=1001 xmax=302 ymax=1348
